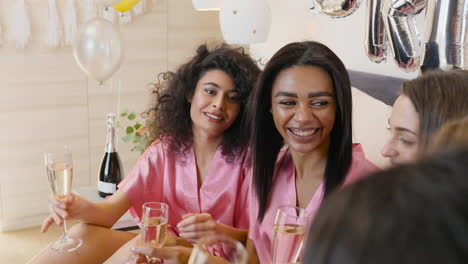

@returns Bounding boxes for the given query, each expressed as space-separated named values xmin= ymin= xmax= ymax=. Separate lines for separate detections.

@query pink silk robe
xmin=248 ymin=144 xmax=379 ymax=264
xmin=118 ymin=138 xmax=250 ymax=235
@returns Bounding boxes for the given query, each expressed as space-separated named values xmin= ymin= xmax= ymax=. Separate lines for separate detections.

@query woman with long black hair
xmin=245 ymin=41 xmax=377 ymax=263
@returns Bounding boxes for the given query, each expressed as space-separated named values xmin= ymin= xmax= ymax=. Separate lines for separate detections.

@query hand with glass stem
xmin=41 ymin=190 xmax=132 ymax=232
xmin=177 ymin=213 xmax=248 ymax=244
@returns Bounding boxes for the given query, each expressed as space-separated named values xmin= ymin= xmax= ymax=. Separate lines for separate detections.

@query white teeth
xmin=205 ymin=113 xmax=222 ymax=120
xmin=290 ymin=128 xmax=318 ymax=137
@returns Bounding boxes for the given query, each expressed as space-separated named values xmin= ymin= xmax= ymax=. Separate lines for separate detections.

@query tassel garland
xmin=82 ymin=0 xmax=98 ymax=23
xmin=12 ymin=0 xmax=31 ymax=48
xmin=119 ymin=11 xmax=132 ymax=24
xmin=4 ymin=0 xmax=152 ymax=48
xmin=133 ymin=0 xmax=153 ymax=17
xmin=0 ymin=19 xmax=3 ymax=46
xmin=101 ymin=6 xmax=117 ymax=23
xmin=47 ymin=0 xmax=63 ymax=48
xmin=63 ymin=0 xmax=78 ymax=45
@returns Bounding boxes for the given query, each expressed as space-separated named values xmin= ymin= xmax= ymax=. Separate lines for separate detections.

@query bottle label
xmin=98 ymin=181 xmax=117 ymax=193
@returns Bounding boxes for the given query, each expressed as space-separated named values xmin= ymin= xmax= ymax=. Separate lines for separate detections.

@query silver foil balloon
xmin=382 ymin=0 xmax=427 ymax=72
xmin=365 ymin=0 xmax=387 ymax=63
xmin=73 ymin=18 xmax=124 ymax=84
xmin=421 ymin=0 xmax=468 ymax=71
xmin=313 ymin=0 xmax=362 ymax=18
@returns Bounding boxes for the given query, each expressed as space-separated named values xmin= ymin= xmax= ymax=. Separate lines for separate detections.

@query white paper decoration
xmin=119 ymin=11 xmax=133 ymax=24
xmin=12 ymin=0 xmax=31 ymax=48
xmin=192 ymin=0 xmax=222 ymax=11
xmin=47 ymin=0 xmax=63 ymax=48
xmin=82 ymin=0 xmax=98 ymax=23
xmin=63 ymin=0 xmax=78 ymax=45
xmin=101 ymin=6 xmax=118 ymax=23
xmin=3 ymin=0 xmax=154 ymax=49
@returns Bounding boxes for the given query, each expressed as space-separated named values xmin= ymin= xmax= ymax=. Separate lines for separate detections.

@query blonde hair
xmin=429 ymin=116 xmax=468 ymax=153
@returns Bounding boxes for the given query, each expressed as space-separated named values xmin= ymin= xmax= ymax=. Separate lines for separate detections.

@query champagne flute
xmin=44 ymin=147 xmax=83 ymax=252
xmin=140 ymin=202 xmax=169 ymax=263
xmin=272 ymin=205 xmax=311 ymax=264
xmin=188 ymin=235 xmax=248 ymax=264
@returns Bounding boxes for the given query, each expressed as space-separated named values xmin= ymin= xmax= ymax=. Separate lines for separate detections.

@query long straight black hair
xmin=246 ymin=41 xmax=353 ymax=222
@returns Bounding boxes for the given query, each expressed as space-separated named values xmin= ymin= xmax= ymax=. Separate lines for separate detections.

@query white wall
xmin=0 ymin=0 xmax=223 ymax=232
xmin=250 ymin=0 xmax=426 ymax=79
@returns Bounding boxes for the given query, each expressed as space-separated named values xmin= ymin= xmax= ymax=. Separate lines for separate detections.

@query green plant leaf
xmin=145 ymin=119 xmax=155 ymax=127
xmin=128 ymin=112 xmax=136 ymax=120
xmin=134 ymin=122 xmax=142 ymax=130
xmin=122 ymin=134 xmax=133 ymax=143
xmin=121 ymin=112 xmax=127 ymax=117
xmin=112 ymin=121 xmax=120 ymax=128
xmin=135 ymin=145 xmax=146 ymax=153
xmin=126 ymin=126 xmax=134 ymax=134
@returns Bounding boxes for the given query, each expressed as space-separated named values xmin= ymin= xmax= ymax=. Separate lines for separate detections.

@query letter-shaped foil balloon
xmin=313 ymin=0 xmax=362 ymax=18
xmin=365 ymin=0 xmax=387 ymax=63
xmin=382 ymin=0 xmax=427 ymax=72
xmin=421 ymin=0 xmax=468 ymax=71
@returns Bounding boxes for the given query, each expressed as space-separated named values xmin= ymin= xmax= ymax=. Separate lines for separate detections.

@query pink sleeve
xmin=118 ymin=141 xmax=166 ymax=225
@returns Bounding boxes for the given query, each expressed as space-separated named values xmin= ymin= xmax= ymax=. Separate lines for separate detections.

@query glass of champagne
xmin=44 ymin=147 xmax=83 ymax=252
xmin=272 ymin=205 xmax=311 ymax=264
xmin=188 ymin=235 xmax=248 ymax=264
xmin=140 ymin=202 xmax=169 ymax=262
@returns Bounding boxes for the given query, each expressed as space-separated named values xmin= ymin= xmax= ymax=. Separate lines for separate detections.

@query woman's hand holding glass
xmin=177 ymin=213 xmax=218 ymax=243
xmin=129 ymin=235 xmax=247 ymax=264
xmin=187 ymin=235 xmax=247 ymax=264
xmin=132 ymin=202 xmax=170 ymax=263
xmin=43 ymin=147 xmax=83 ymax=252
xmin=41 ymin=192 xmax=89 ymax=233
xmin=130 ymin=245 xmax=193 ymax=264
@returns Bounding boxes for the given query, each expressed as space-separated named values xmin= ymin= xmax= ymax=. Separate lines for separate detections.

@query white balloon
xmin=219 ymin=0 xmax=271 ymax=44
xmin=73 ymin=18 xmax=124 ymax=84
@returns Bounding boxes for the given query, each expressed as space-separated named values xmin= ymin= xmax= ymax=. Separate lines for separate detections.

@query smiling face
xmin=271 ymin=65 xmax=336 ymax=154
xmin=381 ymin=94 xmax=420 ymax=165
xmin=189 ymin=70 xmax=241 ymax=139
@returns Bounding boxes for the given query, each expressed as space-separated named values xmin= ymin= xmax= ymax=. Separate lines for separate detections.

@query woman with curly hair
xmin=33 ymin=43 xmax=260 ymax=264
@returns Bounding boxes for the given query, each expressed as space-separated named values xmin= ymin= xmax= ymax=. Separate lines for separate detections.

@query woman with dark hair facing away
xmin=245 ymin=41 xmax=377 ymax=263
xmin=381 ymin=69 xmax=468 ymax=165
xmin=304 ymin=148 xmax=468 ymax=264
xmin=32 ymin=43 xmax=260 ymax=264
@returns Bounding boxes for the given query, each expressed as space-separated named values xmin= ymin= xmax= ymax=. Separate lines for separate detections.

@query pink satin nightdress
xmin=248 ymin=144 xmax=379 ymax=263
xmin=119 ymin=138 xmax=250 ymax=236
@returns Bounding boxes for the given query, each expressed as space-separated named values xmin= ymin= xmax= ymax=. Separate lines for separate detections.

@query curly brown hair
xmin=145 ymin=43 xmax=260 ymax=157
